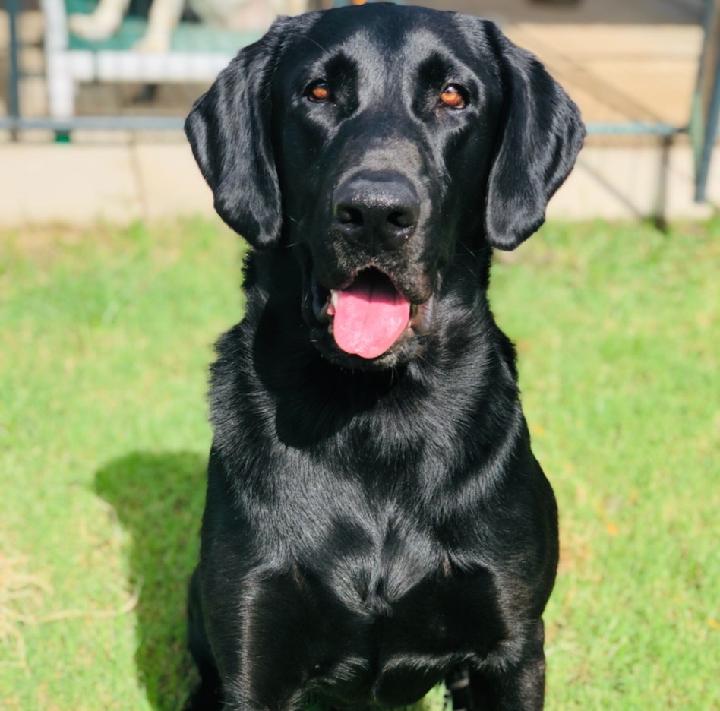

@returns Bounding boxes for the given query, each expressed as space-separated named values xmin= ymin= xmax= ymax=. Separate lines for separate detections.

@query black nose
xmin=333 ymin=172 xmax=420 ymax=251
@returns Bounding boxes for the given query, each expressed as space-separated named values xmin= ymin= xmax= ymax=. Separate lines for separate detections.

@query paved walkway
xmin=0 ymin=0 xmax=717 ymax=224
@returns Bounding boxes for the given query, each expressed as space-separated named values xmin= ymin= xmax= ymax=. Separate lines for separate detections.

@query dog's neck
xmin=209 ymin=245 xmax=520 ymax=454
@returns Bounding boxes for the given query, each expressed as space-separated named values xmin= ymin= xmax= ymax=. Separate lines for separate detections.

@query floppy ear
xmin=185 ymin=18 xmax=290 ymax=248
xmin=483 ymin=22 xmax=585 ymax=250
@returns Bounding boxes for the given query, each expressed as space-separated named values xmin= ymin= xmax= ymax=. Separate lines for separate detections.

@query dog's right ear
xmin=480 ymin=21 xmax=585 ymax=251
xmin=185 ymin=18 xmax=291 ymax=248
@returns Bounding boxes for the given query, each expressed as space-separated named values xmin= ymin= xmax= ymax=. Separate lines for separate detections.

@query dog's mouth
xmin=311 ymin=268 xmax=428 ymax=360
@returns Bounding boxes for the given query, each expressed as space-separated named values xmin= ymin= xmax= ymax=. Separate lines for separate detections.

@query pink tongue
xmin=332 ymin=275 xmax=410 ymax=359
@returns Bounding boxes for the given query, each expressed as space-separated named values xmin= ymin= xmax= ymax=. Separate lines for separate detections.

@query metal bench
xmin=43 ymin=0 xmax=265 ymax=119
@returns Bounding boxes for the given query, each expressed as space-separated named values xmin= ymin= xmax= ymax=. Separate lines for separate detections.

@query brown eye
xmin=439 ymin=84 xmax=467 ymax=109
xmin=306 ymin=81 xmax=331 ymax=103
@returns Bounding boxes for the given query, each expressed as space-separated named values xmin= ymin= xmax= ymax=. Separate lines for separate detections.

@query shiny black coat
xmin=184 ymin=5 xmax=584 ymax=710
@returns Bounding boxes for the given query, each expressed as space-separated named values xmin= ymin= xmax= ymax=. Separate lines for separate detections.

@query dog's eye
xmin=305 ymin=80 xmax=332 ymax=103
xmin=439 ymin=84 xmax=467 ymax=110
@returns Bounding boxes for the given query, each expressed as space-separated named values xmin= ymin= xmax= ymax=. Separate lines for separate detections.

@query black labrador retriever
xmin=184 ymin=4 xmax=584 ymax=709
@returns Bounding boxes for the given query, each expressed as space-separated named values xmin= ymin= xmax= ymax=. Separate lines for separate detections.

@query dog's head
xmin=187 ymin=5 xmax=584 ymax=369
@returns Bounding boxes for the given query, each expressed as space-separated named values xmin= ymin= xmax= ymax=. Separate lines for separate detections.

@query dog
xmin=184 ymin=4 xmax=584 ymax=709
xmin=69 ymin=0 xmax=306 ymax=53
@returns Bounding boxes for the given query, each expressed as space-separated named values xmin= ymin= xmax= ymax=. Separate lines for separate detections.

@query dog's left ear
xmin=482 ymin=22 xmax=585 ymax=250
xmin=185 ymin=17 xmax=292 ymax=248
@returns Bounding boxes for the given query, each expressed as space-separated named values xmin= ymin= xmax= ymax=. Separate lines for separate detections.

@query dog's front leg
xmin=196 ymin=563 xmax=311 ymax=711
xmin=466 ymin=620 xmax=547 ymax=711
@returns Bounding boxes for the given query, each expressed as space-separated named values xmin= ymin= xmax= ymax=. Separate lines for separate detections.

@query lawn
xmin=0 ymin=218 xmax=718 ymax=710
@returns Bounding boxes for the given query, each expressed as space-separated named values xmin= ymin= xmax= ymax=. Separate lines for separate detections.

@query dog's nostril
xmin=387 ymin=209 xmax=415 ymax=229
xmin=336 ymin=205 xmax=364 ymax=226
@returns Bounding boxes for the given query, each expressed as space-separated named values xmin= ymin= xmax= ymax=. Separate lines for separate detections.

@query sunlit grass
xmin=0 ymin=218 xmax=717 ymax=709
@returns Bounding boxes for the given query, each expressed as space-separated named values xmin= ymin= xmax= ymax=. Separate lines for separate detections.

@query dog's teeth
xmin=330 ymin=290 xmax=339 ymax=307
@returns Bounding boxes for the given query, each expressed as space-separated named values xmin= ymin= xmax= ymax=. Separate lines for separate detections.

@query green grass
xmin=0 ymin=218 xmax=718 ymax=710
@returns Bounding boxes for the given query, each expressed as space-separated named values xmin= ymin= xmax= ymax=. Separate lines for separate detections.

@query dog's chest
xmin=283 ymin=514 xmax=504 ymax=705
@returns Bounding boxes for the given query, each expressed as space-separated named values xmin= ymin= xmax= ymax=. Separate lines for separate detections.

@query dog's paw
xmin=133 ymin=32 xmax=172 ymax=53
xmin=68 ymin=13 xmax=120 ymax=40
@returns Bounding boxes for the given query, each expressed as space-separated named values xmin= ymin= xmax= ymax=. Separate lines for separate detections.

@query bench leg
xmin=47 ymin=56 xmax=75 ymax=142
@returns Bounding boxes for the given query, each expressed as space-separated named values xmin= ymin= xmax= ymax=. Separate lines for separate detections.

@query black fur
xmin=184 ymin=5 xmax=584 ymax=710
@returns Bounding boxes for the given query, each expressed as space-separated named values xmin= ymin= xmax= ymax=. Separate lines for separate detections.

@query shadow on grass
xmin=95 ymin=451 xmax=207 ymax=711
